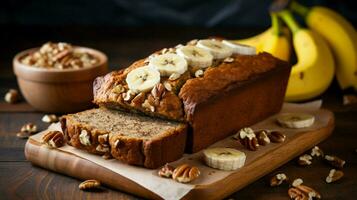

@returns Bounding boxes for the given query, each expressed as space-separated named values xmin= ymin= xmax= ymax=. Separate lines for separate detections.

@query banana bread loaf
xmin=60 ymin=108 xmax=187 ymax=168
xmin=93 ymin=39 xmax=291 ymax=152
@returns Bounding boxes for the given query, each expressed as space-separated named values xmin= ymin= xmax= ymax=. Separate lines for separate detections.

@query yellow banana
xmin=291 ymin=1 xmax=357 ymax=91
xmin=233 ymin=28 xmax=272 ymax=53
xmin=279 ymin=10 xmax=335 ymax=102
xmin=260 ymin=13 xmax=291 ymax=61
xmin=233 ymin=14 xmax=291 ymax=61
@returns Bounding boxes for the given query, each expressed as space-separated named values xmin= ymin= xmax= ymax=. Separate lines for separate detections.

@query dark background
xmin=1 ymin=0 xmax=357 ymax=27
xmin=1 ymin=0 xmax=356 ymax=80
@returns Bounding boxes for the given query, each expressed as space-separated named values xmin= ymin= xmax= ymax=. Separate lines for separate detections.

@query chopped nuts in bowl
xmin=13 ymin=42 xmax=108 ymax=113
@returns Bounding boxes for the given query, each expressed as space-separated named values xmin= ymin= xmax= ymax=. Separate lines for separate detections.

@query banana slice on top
xmin=126 ymin=66 xmax=160 ymax=93
xmin=196 ymin=39 xmax=233 ymax=59
xmin=148 ymin=53 xmax=188 ymax=76
xmin=177 ymin=46 xmax=213 ymax=68
xmin=277 ymin=113 xmax=315 ymax=129
xmin=222 ymin=40 xmax=257 ymax=55
xmin=203 ymin=147 xmax=246 ymax=171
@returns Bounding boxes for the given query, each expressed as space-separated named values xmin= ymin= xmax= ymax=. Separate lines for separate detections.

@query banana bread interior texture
xmin=61 ymin=108 xmax=187 ymax=168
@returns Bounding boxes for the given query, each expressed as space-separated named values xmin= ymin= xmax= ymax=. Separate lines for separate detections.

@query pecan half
xmin=326 ymin=169 xmax=344 ymax=183
xmin=42 ymin=131 xmax=64 ymax=148
xmin=151 ymin=83 xmax=165 ymax=100
xmin=324 ymin=155 xmax=345 ymax=169
xmin=98 ymin=134 xmax=109 ymax=145
xmin=255 ymin=130 xmax=271 ymax=146
xmin=268 ymin=131 xmax=286 ymax=143
xmin=288 ymin=187 xmax=308 ymax=200
xmin=79 ymin=179 xmax=101 ymax=190
xmin=172 ymin=164 xmax=200 ymax=183
xmin=295 ymin=185 xmax=321 ymax=199
xmin=131 ymin=92 xmax=146 ymax=107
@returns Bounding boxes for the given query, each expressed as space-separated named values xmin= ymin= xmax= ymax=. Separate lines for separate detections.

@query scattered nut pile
xmin=234 ymin=127 xmax=286 ymax=151
xmin=269 ymin=145 xmax=346 ymax=199
xmin=20 ymin=42 xmax=99 ymax=69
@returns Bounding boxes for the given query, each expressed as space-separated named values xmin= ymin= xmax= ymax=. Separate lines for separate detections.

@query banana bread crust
xmin=93 ymin=52 xmax=287 ymax=122
xmin=61 ymin=109 xmax=187 ymax=168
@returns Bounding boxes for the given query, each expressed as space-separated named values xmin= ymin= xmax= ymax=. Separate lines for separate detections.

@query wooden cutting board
xmin=25 ymin=110 xmax=334 ymax=200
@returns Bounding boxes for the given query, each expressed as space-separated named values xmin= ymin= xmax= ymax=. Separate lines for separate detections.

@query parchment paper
xmin=30 ymin=100 xmax=329 ymax=200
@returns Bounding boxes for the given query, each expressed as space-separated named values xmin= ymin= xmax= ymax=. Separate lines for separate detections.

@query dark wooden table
xmin=0 ymin=26 xmax=356 ymax=200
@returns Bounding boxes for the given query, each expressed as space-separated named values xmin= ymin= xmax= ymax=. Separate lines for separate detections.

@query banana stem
xmin=271 ymin=12 xmax=282 ymax=36
xmin=290 ymin=1 xmax=310 ymax=18
xmin=278 ymin=10 xmax=301 ymax=34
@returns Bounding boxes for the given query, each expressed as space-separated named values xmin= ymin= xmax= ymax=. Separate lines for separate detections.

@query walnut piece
xmin=270 ymin=173 xmax=288 ymax=187
xmin=172 ymin=164 xmax=200 ymax=183
xmin=4 ymin=89 xmax=19 ymax=104
xmin=158 ymin=163 xmax=175 ymax=178
xmin=237 ymin=127 xmax=259 ymax=151
xmin=20 ymin=123 xmax=38 ymax=134
xmin=42 ymin=131 xmax=64 ymax=148
xmin=298 ymin=154 xmax=313 ymax=166
xmin=79 ymin=179 xmax=101 ymax=190
xmin=79 ymin=129 xmax=91 ymax=146
xmin=42 ymin=114 xmax=58 ymax=123
xmin=310 ymin=146 xmax=324 ymax=157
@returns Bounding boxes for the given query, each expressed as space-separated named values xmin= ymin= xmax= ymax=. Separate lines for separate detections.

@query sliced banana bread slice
xmin=60 ymin=108 xmax=187 ymax=168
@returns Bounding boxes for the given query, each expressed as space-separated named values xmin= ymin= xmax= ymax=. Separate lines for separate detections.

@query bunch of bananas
xmin=231 ymin=1 xmax=357 ymax=102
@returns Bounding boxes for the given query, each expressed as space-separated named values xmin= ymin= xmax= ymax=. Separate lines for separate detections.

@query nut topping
xmin=326 ymin=169 xmax=344 ymax=183
xmin=310 ymin=146 xmax=324 ymax=157
xmin=270 ymin=173 xmax=288 ymax=187
xmin=172 ymin=164 xmax=200 ymax=183
xmin=42 ymin=131 xmax=64 ymax=148
xmin=324 ymin=155 xmax=345 ymax=169
xmin=142 ymin=99 xmax=155 ymax=112
xmin=158 ymin=163 xmax=175 ymax=178
xmin=268 ymin=131 xmax=286 ymax=143
xmin=298 ymin=154 xmax=313 ymax=166
xmin=79 ymin=179 xmax=101 ymax=190
xmin=41 ymin=114 xmax=58 ymax=123
xmin=79 ymin=129 xmax=91 ymax=146
xmin=168 ymin=73 xmax=181 ymax=81
xmin=4 ymin=89 xmax=19 ymax=104
xmin=255 ymin=130 xmax=271 ymax=146
xmin=151 ymin=83 xmax=165 ymax=100
xmin=223 ymin=57 xmax=234 ymax=63
xmin=98 ymin=134 xmax=109 ymax=145
xmin=123 ymin=90 xmax=135 ymax=102
xmin=163 ymin=81 xmax=172 ymax=91
xmin=237 ymin=127 xmax=259 ymax=151
xmin=195 ymin=69 xmax=204 ymax=78
xmin=112 ymin=84 xmax=125 ymax=94
xmin=131 ymin=92 xmax=146 ymax=106
xmin=96 ymin=144 xmax=109 ymax=153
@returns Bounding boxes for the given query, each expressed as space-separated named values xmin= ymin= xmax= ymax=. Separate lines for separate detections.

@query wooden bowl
xmin=13 ymin=47 xmax=108 ymax=113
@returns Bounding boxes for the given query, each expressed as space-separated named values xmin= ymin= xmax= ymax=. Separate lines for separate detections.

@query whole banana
xmin=290 ymin=1 xmax=357 ymax=91
xmin=233 ymin=13 xmax=291 ymax=61
xmin=279 ymin=10 xmax=335 ymax=101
